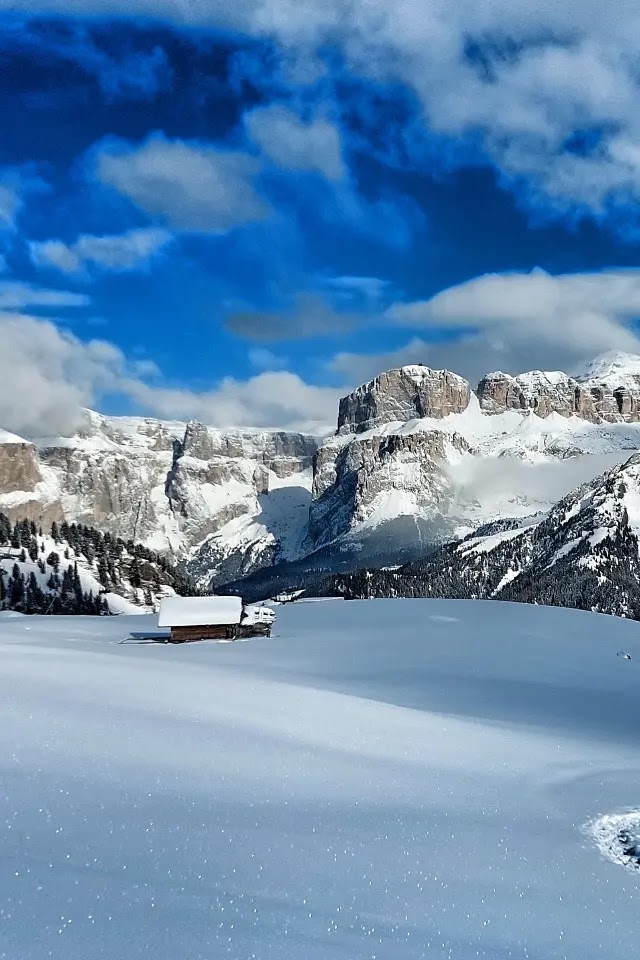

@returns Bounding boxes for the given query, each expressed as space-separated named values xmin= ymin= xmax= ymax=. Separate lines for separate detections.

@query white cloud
xmin=124 ymin=372 xmax=341 ymax=435
xmin=248 ymin=347 xmax=288 ymax=369
xmin=30 ymin=240 xmax=81 ymax=275
xmin=0 ymin=167 xmax=48 ymax=232
xmin=30 ymin=228 xmax=173 ymax=276
xmin=14 ymin=0 xmax=640 ymax=218
xmin=323 ymin=276 xmax=391 ymax=299
xmin=384 ymin=268 xmax=640 ymax=381
xmin=0 ymin=313 xmax=341 ymax=438
xmin=0 ymin=281 xmax=89 ymax=310
xmin=0 ymin=183 xmax=22 ymax=232
xmin=94 ymin=133 xmax=269 ymax=233
xmin=245 ymin=105 xmax=345 ymax=181
xmin=0 ymin=313 xmax=126 ymax=437
xmin=329 ymin=337 xmax=433 ymax=384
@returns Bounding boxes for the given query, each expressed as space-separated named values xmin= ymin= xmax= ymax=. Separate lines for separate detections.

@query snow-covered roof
xmin=158 ymin=595 xmax=243 ymax=627
xmin=242 ymin=604 xmax=276 ymax=624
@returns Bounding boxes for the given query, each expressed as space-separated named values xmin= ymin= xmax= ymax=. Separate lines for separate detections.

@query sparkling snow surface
xmin=1 ymin=599 xmax=640 ymax=959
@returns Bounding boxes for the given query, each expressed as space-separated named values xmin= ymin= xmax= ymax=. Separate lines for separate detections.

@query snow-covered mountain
xmin=0 ymin=411 xmax=317 ymax=585
xmin=3 ymin=350 xmax=640 ymax=594
xmin=300 ymin=353 xmax=640 ymax=569
xmin=317 ymin=452 xmax=640 ymax=619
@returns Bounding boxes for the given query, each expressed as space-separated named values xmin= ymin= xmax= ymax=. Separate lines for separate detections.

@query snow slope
xmin=0 ymin=428 xmax=29 ymax=444
xmin=1 ymin=599 xmax=640 ymax=959
xmin=577 ymin=350 xmax=640 ymax=390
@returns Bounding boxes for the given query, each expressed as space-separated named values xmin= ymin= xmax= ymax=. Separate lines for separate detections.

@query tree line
xmin=284 ymin=523 xmax=640 ymax=621
xmin=0 ymin=514 xmax=197 ymax=615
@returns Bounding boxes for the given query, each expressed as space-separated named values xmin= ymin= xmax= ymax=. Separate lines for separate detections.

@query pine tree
xmin=0 ymin=513 xmax=10 ymax=545
xmin=47 ymin=572 xmax=59 ymax=592
xmin=10 ymin=563 xmax=25 ymax=608
xmin=129 ymin=557 xmax=142 ymax=589
xmin=61 ymin=566 xmax=74 ymax=596
xmin=51 ymin=521 xmax=59 ymax=543
xmin=97 ymin=553 xmax=110 ymax=589
xmin=73 ymin=563 xmax=83 ymax=606
xmin=26 ymin=571 xmax=45 ymax=614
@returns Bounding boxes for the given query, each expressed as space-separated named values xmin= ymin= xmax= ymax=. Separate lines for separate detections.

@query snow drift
xmin=1 ymin=598 xmax=639 ymax=959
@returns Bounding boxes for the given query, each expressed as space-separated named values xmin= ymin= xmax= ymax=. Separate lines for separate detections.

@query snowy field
xmin=1 ymin=599 xmax=640 ymax=959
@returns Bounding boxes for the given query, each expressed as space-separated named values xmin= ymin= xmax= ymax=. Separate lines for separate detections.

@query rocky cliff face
xmin=0 ymin=438 xmax=42 ymax=494
xmin=0 ymin=432 xmax=63 ymax=524
xmin=302 ymin=354 xmax=640 ymax=560
xmin=5 ymin=352 xmax=640 ymax=595
xmin=476 ymin=371 xmax=599 ymax=419
xmin=7 ymin=413 xmax=316 ymax=567
xmin=309 ymin=430 xmax=469 ymax=547
xmin=325 ymin=452 xmax=640 ymax=621
xmin=477 ymin=359 xmax=640 ymax=423
xmin=337 ymin=365 xmax=471 ymax=434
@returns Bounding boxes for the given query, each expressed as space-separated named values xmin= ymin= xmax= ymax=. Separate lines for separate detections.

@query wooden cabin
xmin=158 ymin=595 xmax=244 ymax=643
xmin=157 ymin=595 xmax=275 ymax=643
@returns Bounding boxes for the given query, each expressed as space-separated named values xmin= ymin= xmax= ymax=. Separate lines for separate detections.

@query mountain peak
xmin=337 ymin=365 xmax=471 ymax=434
xmin=576 ymin=351 xmax=640 ymax=384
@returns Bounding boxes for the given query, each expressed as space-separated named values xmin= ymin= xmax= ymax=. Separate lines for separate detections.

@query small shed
xmin=158 ymin=595 xmax=243 ymax=643
xmin=241 ymin=603 xmax=276 ymax=637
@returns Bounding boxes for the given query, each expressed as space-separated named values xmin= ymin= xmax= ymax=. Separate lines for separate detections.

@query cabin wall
xmin=170 ymin=624 xmax=236 ymax=643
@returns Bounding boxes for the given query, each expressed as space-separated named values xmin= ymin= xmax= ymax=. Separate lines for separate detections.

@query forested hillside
xmin=0 ymin=515 xmax=195 ymax=615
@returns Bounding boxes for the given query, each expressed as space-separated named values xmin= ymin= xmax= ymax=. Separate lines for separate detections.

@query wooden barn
xmin=157 ymin=595 xmax=275 ymax=643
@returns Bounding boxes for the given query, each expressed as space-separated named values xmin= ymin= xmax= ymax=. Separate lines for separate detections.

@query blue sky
xmin=3 ymin=3 xmax=640 ymax=435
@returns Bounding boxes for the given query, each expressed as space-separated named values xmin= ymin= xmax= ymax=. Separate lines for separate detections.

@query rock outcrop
xmin=305 ymin=354 xmax=640 ymax=556
xmin=476 ymin=370 xmax=601 ymax=419
xmin=181 ymin=421 xmax=317 ymax=474
xmin=308 ymin=430 xmax=469 ymax=547
xmin=337 ymin=365 xmax=471 ymax=435
xmin=0 ymin=433 xmax=63 ymax=524
xmin=478 ymin=361 xmax=640 ymax=423
xmin=0 ymin=437 xmax=42 ymax=493
xmin=5 ymin=413 xmax=316 ymax=558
